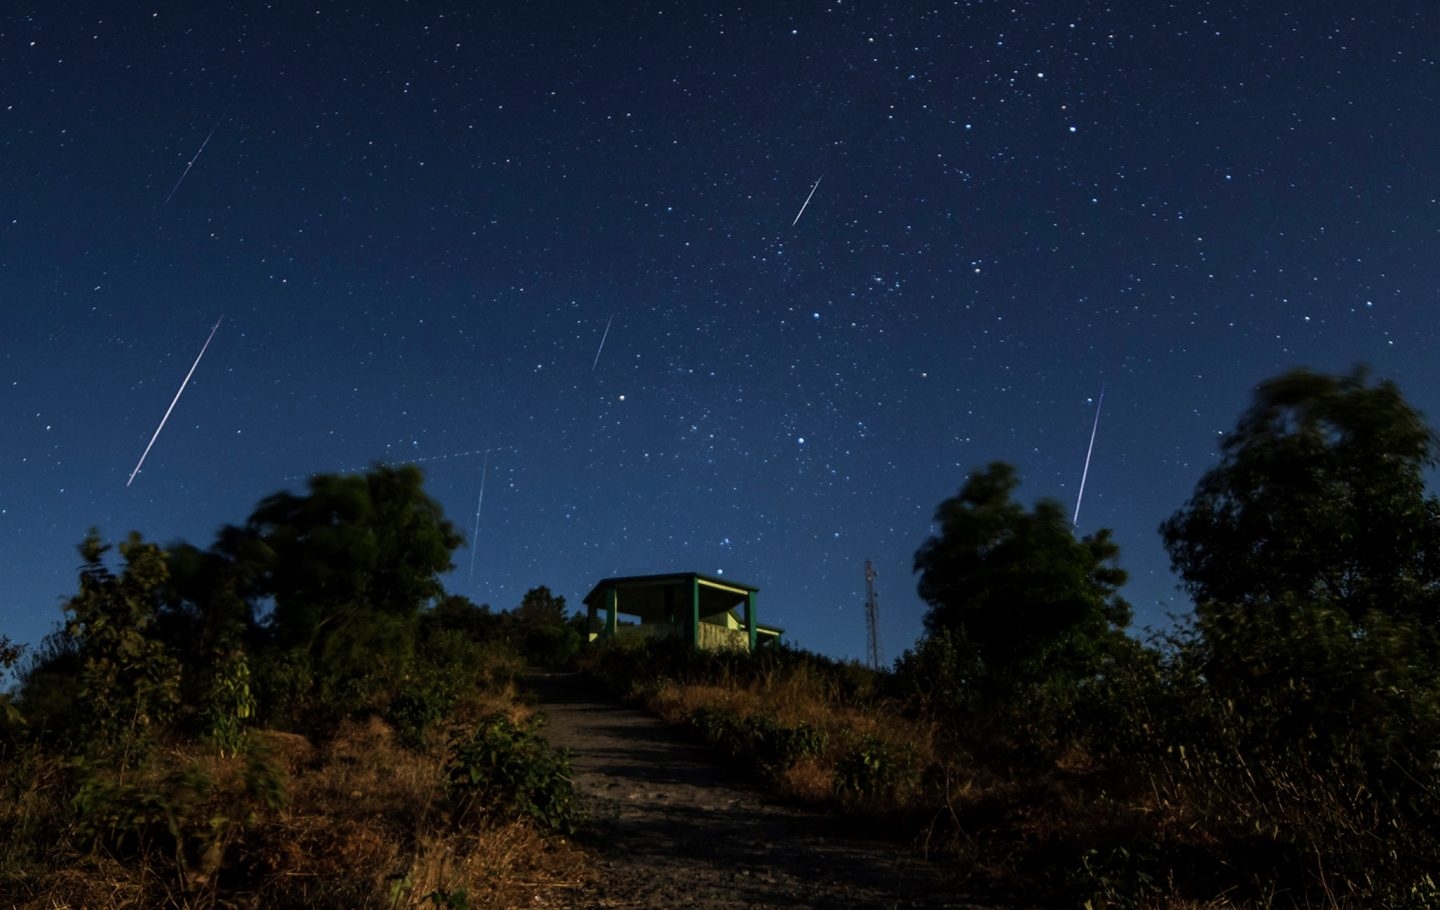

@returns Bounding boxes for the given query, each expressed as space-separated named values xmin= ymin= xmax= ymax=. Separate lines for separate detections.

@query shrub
xmin=384 ymin=676 xmax=457 ymax=751
xmin=832 ymin=733 xmax=920 ymax=804
xmin=444 ymin=714 xmax=577 ymax=835
xmin=69 ymin=741 xmax=287 ymax=895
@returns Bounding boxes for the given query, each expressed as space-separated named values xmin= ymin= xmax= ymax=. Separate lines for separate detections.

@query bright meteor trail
xmin=468 ymin=450 xmax=490 ymax=586
xmin=1072 ymin=386 xmax=1105 ymax=525
xmin=163 ymin=116 xmax=223 ymax=207
xmin=126 ymin=316 xmax=223 ymax=487
xmin=791 ymin=176 xmax=822 ymax=226
xmin=591 ymin=313 xmax=614 ymax=371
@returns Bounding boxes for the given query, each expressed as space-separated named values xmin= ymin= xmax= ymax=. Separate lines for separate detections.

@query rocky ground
xmin=526 ymin=672 xmax=1004 ymax=910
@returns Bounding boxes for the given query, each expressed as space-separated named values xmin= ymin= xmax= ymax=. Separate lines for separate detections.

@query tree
xmin=913 ymin=462 xmax=1132 ymax=685
xmin=242 ymin=465 xmax=462 ymax=652
xmin=1160 ymin=366 xmax=1440 ymax=625
xmin=234 ymin=465 xmax=463 ymax=716
xmin=1159 ymin=368 xmax=1440 ymax=855
xmin=62 ymin=532 xmax=182 ymax=766
xmin=513 ymin=586 xmax=568 ymax=629
xmin=510 ymin=586 xmax=580 ymax=668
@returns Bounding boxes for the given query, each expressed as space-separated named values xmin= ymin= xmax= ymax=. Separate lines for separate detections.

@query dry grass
xmin=5 ymin=707 xmax=591 ymax=910
xmin=245 ymin=714 xmax=590 ymax=909
xmin=640 ymin=669 xmax=939 ymax=813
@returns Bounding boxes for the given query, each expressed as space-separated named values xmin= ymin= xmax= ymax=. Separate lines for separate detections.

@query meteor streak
xmin=1072 ymin=386 xmax=1105 ymax=525
xmin=127 ymin=315 xmax=223 ymax=487
xmin=163 ymin=116 xmax=223 ymax=207
xmin=468 ymin=451 xmax=490 ymax=586
xmin=791 ymin=176 xmax=822 ymax=227
xmin=591 ymin=313 xmax=614 ymax=371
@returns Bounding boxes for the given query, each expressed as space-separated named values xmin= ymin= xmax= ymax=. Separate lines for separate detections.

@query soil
xmin=525 ymin=672 xmax=1003 ymax=910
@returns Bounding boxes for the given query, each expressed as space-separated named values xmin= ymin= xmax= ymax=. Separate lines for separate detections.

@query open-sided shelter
xmin=583 ymin=572 xmax=781 ymax=651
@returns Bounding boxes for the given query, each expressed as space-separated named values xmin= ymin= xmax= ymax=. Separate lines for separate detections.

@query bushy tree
xmin=1157 ymin=368 xmax=1440 ymax=893
xmin=244 ymin=465 xmax=463 ymax=649
xmin=1161 ymin=366 xmax=1440 ymax=626
xmin=509 ymin=586 xmax=580 ymax=668
xmin=62 ymin=532 xmax=182 ymax=765
xmin=234 ymin=465 xmax=463 ymax=719
xmin=913 ymin=462 xmax=1132 ymax=690
xmin=514 ymin=586 xmax=567 ymax=628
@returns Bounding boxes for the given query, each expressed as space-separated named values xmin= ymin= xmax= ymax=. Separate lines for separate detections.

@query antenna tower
xmin=864 ymin=559 xmax=882 ymax=670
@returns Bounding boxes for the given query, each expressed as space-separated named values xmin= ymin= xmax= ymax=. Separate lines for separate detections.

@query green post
xmin=605 ymin=586 xmax=618 ymax=636
xmin=745 ymin=591 xmax=757 ymax=651
xmin=690 ymin=575 xmax=701 ymax=647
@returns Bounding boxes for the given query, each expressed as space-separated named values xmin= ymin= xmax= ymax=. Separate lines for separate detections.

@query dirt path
xmin=526 ymin=672 xmax=999 ymax=910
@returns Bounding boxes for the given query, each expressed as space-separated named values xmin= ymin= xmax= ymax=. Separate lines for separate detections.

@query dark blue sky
xmin=4 ymin=3 xmax=1438 ymax=662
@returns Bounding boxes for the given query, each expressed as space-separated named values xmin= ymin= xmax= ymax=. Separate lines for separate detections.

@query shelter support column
xmin=745 ymin=591 xmax=756 ymax=650
xmin=690 ymin=576 xmax=700 ymax=647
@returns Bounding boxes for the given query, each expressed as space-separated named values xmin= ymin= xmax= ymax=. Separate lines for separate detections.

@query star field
xmin=3 ymin=3 xmax=1438 ymax=661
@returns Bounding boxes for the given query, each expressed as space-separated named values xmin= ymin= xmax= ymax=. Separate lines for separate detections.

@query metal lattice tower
xmin=864 ymin=559 xmax=882 ymax=670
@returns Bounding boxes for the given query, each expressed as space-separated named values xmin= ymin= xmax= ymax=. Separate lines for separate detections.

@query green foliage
xmin=200 ymin=649 xmax=256 ymax=757
xmin=63 ymin=532 xmax=183 ymax=766
xmin=913 ymin=462 xmax=1131 ymax=690
xmin=1068 ymin=841 xmax=1163 ymax=910
xmin=444 ymin=714 xmax=578 ymax=835
xmin=891 ymin=628 xmax=980 ymax=716
xmin=522 ymin=623 xmax=582 ymax=669
xmin=423 ymin=595 xmax=503 ymax=642
xmin=9 ymin=629 xmax=84 ymax=746
xmin=249 ymin=647 xmax=316 ymax=731
xmin=513 ymin=585 xmax=568 ymax=628
xmin=832 ymin=733 xmax=920 ymax=803
xmin=424 ymin=888 xmax=473 ymax=909
xmin=1152 ymin=367 xmax=1440 ymax=898
xmin=383 ymin=676 xmax=457 ymax=751
xmin=0 ymin=635 xmax=24 ymax=737
xmin=242 ymin=464 xmax=461 ymax=662
xmin=688 ymin=707 xmax=828 ymax=774
xmin=503 ymin=586 xmax=582 ymax=668
xmin=69 ymin=741 xmax=286 ymax=892
xmin=1161 ymin=365 xmax=1440 ymax=624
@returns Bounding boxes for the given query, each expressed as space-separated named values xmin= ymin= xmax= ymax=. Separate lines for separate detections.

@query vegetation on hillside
xmin=6 ymin=364 xmax=1440 ymax=908
xmin=585 ymin=366 xmax=1440 ymax=909
xmin=0 ymin=465 xmax=583 ymax=909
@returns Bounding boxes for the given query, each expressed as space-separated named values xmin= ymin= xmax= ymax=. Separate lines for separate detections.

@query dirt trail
xmin=526 ymin=672 xmax=998 ymax=910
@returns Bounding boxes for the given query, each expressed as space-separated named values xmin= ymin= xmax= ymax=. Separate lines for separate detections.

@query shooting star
xmin=1072 ymin=386 xmax=1106 ymax=526
xmin=467 ymin=451 xmax=490 ymax=586
xmin=163 ymin=115 xmax=224 ymax=207
xmin=126 ymin=315 xmax=224 ymax=487
xmin=591 ymin=313 xmax=614 ymax=371
xmin=791 ymin=176 xmax=822 ymax=227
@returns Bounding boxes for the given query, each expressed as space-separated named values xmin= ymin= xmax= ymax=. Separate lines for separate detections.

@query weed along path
xmin=526 ymin=672 xmax=993 ymax=910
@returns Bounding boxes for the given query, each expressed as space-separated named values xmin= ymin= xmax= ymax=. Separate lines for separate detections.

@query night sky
xmin=4 ymin=3 xmax=1438 ymax=663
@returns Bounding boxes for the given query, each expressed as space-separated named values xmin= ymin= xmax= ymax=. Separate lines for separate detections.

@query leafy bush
xmin=832 ymin=733 xmax=920 ymax=804
xmin=689 ymin=708 xmax=828 ymax=774
xmin=69 ymin=742 xmax=286 ymax=894
xmin=384 ymin=676 xmax=457 ymax=750
xmin=444 ymin=714 xmax=578 ymax=834
xmin=199 ymin=648 xmax=256 ymax=757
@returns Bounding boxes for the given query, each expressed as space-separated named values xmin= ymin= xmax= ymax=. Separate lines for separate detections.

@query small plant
xmin=445 ymin=713 xmax=578 ymax=834
xmin=201 ymin=648 xmax=256 ymax=757
xmin=424 ymin=887 xmax=473 ymax=909
xmin=67 ymin=739 xmax=287 ymax=895
xmin=384 ymin=675 xmax=457 ymax=750
xmin=1067 ymin=842 xmax=1162 ymax=910
xmin=832 ymin=734 xmax=918 ymax=803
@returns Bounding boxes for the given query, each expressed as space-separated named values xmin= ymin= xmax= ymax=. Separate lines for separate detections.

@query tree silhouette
xmin=1161 ymin=366 xmax=1440 ymax=626
xmin=241 ymin=465 xmax=462 ymax=652
xmin=63 ymin=532 xmax=182 ymax=765
xmin=913 ymin=462 xmax=1131 ymax=685
xmin=228 ymin=465 xmax=463 ymax=715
